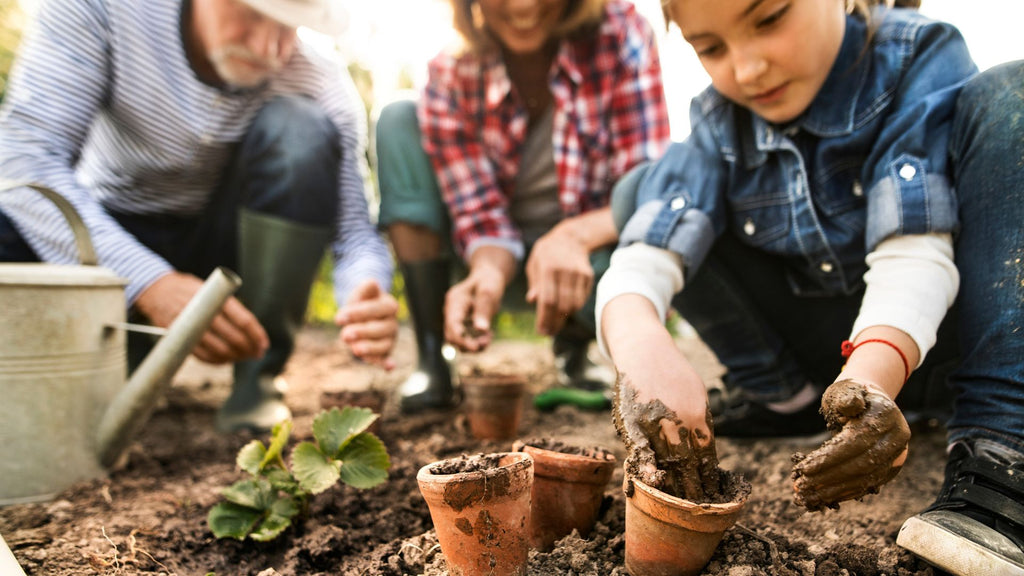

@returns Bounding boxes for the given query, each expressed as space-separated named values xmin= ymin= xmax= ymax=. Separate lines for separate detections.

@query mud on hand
xmin=791 ymin=378 xmax=910 ymax=511
xmin=613 ymin=373 xmax=721 ymax=502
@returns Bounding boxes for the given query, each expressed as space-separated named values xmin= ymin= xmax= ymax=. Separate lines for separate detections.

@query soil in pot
xmin=461 ymin=373 xmax=526 ymax=441
xmin=417 ymin=451 xmax=534 ymax=576
xmin=513 ymin=437 xmax=616 ymax=551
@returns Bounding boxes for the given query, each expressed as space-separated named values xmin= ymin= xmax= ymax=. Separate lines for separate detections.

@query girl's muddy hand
xmin=791 ymin=379 xmax=910 ymax=511
xmin=613 ymin=373 xmax=720 ymax=501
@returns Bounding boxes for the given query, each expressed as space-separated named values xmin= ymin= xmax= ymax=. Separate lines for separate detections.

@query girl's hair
xmin=450 ymin=0 xmax=607 ymax=54
xmin=661 ymin=0 xmax=921 ymax=32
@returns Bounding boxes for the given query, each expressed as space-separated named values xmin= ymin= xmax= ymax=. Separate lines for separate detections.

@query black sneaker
xmin=710 ymin=384 xmax=827 ymax=439
xmin=896 ymin=439 xmax=1024 ymax=576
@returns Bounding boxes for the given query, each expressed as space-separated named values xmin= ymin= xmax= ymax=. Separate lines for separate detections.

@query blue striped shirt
xmin=0 ymin=0 xmax=392 ymax=305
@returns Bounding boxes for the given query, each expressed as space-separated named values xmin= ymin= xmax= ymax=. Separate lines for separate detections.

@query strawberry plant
xmin=207 ymin=406 xmax=390 ymax=541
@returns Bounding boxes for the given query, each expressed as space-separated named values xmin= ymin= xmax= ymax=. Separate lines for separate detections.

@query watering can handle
xmin=0 ymin=180 xmax=98 ymax=266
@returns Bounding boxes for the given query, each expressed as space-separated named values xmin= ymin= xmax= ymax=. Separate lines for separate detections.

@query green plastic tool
xmin=533 ymin=387 xmax=612 ymax=412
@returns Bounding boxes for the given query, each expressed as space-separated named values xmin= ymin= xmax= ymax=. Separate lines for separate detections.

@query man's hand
xmin=335 ymin=279 xmax=399 ymax=370
xmin=134 ymin=271 xmax=268 ymax=364
xmin=526 ymin=226 xmax=593 ymax=337
xmin=792 ymin=378 xmax=910 ymax=511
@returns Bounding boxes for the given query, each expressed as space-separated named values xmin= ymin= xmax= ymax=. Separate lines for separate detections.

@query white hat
xmin=238 ymin=0 xmax=348 ymax=36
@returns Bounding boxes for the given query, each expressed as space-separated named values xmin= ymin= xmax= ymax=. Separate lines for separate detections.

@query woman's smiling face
xmin=478 ymin=0 xmax=570 ymax=54
xmin=668 ymin=0 xmax=846 ymax=123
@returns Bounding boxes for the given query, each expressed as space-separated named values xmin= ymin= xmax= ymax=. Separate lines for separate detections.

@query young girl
xmin=597 ymin=0 xmax=1023 ymax=573
xmin=374 ymin=0 xmax=670 ymax=412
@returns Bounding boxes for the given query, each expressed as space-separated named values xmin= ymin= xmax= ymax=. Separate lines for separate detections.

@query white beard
xmin=209 ymin=45 xmax=283 ymax=88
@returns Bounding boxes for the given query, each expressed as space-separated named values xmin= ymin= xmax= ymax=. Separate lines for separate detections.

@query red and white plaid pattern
xmin=419 ymin=0 xmax=670 ymax=257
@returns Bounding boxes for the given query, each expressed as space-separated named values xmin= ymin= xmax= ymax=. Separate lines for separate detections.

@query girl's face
xmin=477 ymin=0 xmax=570 ymax=54
xmin=668 ymin=0 xmax=846 ymax=124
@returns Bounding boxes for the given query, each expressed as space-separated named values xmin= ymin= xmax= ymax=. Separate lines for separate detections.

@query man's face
xmin=192 ymin=0 xmax=297 ymax=88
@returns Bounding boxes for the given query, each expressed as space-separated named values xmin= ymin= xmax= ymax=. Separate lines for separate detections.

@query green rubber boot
xmin=396 ymin=259 xmax=459 ymax=413
xmin=216 ymin=209 xmax=332 ymax=432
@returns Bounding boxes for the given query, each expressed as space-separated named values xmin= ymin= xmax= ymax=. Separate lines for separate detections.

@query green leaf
xmin=207 ymin=501 xmax=263 ymax=540
xmin=313 ymin=407 xmax=378 ymax=458
xmin=220 ymin=478 xmax=275 ymax=510
xmin=236 ymin=440 xmax=267 ymax=476
xmin=262 ymin=420 xmax=293 ymax=468
xmin=249 ymin=496 xmax=300 ymax=542
xmin=337 ymin=433 xmax=391 ymax=489
xmin=264 ymin=468 xmax=300 ymax=494
xmin=291 ymin=441 xmax=341 ymax=495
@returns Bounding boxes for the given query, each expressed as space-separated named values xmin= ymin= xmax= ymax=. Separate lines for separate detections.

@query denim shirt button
xmin=899 ymin=164 xmax=917 ymax=181
xmin=670 ymin=197 xmax=686 ymax=211
xmin=743 ymin=218 xmax=756 ymax=236
xmin=819 ymin=261 xmax=834 ymax=274
xmin=852 ymin=179 xmax=864 ymax=197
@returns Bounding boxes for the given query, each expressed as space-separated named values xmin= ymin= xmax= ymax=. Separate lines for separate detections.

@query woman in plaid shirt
xmin=375 ymin=0 xmax=671 ymax=412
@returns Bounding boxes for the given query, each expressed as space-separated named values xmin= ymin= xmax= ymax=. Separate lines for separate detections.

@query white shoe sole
xmin=897 ymin=515 xmax=1024 ymax=576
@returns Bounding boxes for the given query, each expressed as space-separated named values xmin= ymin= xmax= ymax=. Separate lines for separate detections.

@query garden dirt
xmin=1 ymin=326 xmax=951 ymax=575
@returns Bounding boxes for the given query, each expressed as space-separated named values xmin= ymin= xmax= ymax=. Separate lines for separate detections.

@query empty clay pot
xmin=461 ymin=374 xmax=526 ymax=441
xmin=513 ymin=439 xmax=616 ymax=551
xmin=417 ymin=452 xmax=534 ymax=576
xmin=623 ymin=474 xmax=747 ymax=576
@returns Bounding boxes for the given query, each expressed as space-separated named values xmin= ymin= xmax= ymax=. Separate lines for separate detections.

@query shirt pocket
xmin=730 ymin=193 xmax=791 ymax=251
xmin=813 ymin=162 xmax=866 ymax=217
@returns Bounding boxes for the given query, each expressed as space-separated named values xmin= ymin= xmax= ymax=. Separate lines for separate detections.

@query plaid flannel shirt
xmin=418 ymin=0 xmax=671 ymax=258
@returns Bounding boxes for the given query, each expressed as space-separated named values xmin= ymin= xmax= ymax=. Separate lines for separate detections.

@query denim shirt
xmin=621 ymin=9 xmax=977 ymax=296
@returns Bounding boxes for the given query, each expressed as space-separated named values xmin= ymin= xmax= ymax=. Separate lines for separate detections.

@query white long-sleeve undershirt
xmin=595 ymin=233 xmax=958 ymax=368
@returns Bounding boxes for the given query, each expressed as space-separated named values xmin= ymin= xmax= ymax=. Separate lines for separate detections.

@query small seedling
xmin=207 ymin=406 xmax=390 ymax=541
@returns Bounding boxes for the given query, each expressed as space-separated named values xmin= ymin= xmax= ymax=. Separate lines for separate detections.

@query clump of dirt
xmin=427 ymin=453 xmax=505 ymax=475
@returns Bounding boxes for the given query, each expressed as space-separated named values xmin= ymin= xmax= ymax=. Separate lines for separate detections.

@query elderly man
xmin=0 ymin=0 xmax=397 ymax=432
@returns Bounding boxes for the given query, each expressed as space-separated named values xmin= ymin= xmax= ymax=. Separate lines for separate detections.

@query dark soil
xmin=0 ymin=326 xmax=948 ymax=575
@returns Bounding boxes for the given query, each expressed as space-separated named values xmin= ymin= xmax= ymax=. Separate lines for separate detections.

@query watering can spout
xmin=97 ymin=267 xmax=241 ymax=467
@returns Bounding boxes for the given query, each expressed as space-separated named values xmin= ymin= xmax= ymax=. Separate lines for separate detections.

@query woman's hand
xmin=134 ymin=271 xmax=268 ymax=364
xmin=792 ymin=378 xmax=910 ymax=511
xmin=444 ymin=246 xmax=516 ymax=352
xmin=526 ymin=224 xmax=593 ymax=337
xmin=335 ymin=279 xmax=399 ymax=370
xmin=527 ymin=208 xmax=617 ymax=336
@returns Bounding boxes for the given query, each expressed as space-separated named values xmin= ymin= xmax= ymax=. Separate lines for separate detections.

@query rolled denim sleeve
xmin=619 ymin=103 xmax=727 ymax=280
xmin=863 ymin=19 xmax=976 ymax=250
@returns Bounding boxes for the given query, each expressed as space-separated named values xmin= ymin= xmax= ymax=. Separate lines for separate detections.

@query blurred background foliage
xmin=0 ymin=0 xmax=24 ymax=101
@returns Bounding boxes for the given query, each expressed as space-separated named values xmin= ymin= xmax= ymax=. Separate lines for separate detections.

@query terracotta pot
xmin=513 ymin=440 xmax=616 ymax=551
xmin=623 ymin=475 xmax=746 ymax=576
xmin=461 ymin=374 xmax=526 ymax=441
xmin=417 ymin=452 xmax=534 ymax=576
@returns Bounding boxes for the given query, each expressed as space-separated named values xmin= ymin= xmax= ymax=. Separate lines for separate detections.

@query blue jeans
xmin=613 ymin=62 xmax=1024 ymax=452
xmin=0 ymin=95 xmax=339 ymax=278
xmin=375 ymin=99 xmax=617 ymax=338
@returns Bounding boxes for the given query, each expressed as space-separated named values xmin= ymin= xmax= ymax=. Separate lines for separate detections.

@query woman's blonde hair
xmin=451 ymin=0 xmax=607 ymax=54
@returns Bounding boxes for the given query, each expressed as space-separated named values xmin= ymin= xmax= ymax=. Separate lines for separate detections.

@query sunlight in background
xmin=334 ymin=0 xmax=1024 ymax=140
xmin=11 ymin=0 xmax=1024 ymax=140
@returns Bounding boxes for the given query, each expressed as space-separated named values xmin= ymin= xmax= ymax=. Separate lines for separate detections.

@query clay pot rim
xmin=416 ymin=451 xmax=534 ymax=483
xmin=629 ymin=476 xmax=747 ymax=516
xmin=514 ymin=441 xmax=616 ymax=464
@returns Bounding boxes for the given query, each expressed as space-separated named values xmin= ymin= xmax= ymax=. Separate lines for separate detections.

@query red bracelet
xmin=841 ymin=339 xmax=911 ymax=383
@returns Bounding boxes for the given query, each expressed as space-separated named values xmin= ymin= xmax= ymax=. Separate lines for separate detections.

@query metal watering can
xmin=0 ymin=183 xmax=241 ymax=505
